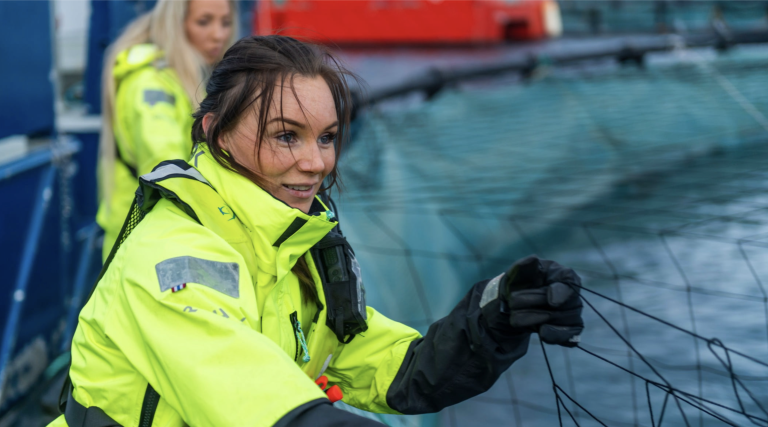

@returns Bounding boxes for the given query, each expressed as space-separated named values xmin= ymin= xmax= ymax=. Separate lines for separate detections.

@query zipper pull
xmin=294 ymin=318 xmax=311 ymax=363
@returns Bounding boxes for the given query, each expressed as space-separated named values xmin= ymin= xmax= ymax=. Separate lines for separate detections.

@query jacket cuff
xmin=272 ymin=398 xmax=384 ymax=427
xmin=478 ymin=278 xmax=532 ymax=354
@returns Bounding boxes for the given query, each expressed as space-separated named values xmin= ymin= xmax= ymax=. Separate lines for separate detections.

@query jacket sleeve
xmin=323 ymin=307 xmax=422 ymax=414
xmin=103 ymin=226 xmax=329 ymax=427
xmin=326 ymin=279 xmax=531 ymax=415
xmin=115 ymin=72 xmax=192 ymax=176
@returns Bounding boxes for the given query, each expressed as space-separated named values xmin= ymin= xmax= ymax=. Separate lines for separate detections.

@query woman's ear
xmin=203 ymin=112 xmax=229 ymax=151
xmin=202 ymin=112 xmax=214 ymax=138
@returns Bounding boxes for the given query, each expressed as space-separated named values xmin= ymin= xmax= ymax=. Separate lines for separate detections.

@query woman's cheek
xmin=323 ymin=147 xmax=336 ymax=175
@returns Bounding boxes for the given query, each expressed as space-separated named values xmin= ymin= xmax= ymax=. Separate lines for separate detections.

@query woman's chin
xmin=275 ymin=193 xmax=314 ymax=213
xmin=289 ymin=200 xmax=313 ymax=214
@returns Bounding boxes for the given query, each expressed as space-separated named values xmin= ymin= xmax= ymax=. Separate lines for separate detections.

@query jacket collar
xmin=113 ymin=44 xmax=164 ymax=83
xmin=190 ymin=144 xmax=337 ymax=278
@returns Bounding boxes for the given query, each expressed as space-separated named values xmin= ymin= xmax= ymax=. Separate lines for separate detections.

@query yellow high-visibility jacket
xmin=96 ymin=44 xmax=193 ymax=261
xmin=50 ymin=145 xmax=423 ymax=427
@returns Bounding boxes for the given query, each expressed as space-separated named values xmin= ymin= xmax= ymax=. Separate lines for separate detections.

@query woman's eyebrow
xmin=267 ymin=118 xmax=339 ymax=131
xmin=267 ymin=117 xmax=306 ymax=129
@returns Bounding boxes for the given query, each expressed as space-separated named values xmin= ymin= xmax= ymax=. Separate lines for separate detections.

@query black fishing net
xmin=337 ymin=44 xmax=768 ymax=426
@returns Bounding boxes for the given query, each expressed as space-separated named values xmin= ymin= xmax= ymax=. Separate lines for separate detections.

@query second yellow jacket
xmin=96 ymin=44 xmax=194 ymax=260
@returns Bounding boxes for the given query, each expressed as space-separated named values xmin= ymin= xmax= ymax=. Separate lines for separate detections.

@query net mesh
xmin=338 ymin=45 xmax=768 ymax=426
xmin=93 ymin=198 xmax=147 ymax=290
xmin=115 ymin=200 xmax=146 ymax=256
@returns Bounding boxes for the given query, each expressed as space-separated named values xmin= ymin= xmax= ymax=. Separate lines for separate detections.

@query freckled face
xmin=223 ymin=76 xmax=338 ymax=213
xmin=184 ymin=0 xmax=232 ymax=65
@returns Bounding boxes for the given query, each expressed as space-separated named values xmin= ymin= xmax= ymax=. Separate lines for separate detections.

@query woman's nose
xmin=212 ymin=23 xmax=227 ymax=42
xmin=296 ymin=143 xmax=326 ymax=174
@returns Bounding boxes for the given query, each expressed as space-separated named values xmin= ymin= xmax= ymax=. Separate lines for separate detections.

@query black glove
xmin=501 ymin=255 xmax=584 ymax=347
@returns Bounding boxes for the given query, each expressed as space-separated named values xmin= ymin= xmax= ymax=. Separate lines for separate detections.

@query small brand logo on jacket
xmin=218 ymin=206 xmax=236 ymax=221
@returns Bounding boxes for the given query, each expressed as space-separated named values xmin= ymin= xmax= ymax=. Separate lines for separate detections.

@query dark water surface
xmin=335 ymin=42 xmax=768 ymax=426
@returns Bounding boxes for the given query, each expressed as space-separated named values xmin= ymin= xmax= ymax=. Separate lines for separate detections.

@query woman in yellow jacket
xmin=97 ymin=0 xmax=238 ymax=260
xmin=54 ymin=36 xmax=585 ymax=426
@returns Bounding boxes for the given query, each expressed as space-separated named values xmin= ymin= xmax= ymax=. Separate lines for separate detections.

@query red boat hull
xmin=254 ymin=0 xmax=562 ymax=44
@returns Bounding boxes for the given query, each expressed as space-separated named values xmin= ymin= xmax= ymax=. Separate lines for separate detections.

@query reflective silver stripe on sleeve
xmin=479 ymin=272 xmax=505 ymax=308
xmin=156 ymin=256 xmax=239 ymax=298
xmin=141 ymin=163 xmax=209 ymax=185
xmin=143 ymin=89 xmax=176 ymax=106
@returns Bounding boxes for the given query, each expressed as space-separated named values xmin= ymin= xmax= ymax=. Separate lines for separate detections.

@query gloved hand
xmin=501 ymin=255 xmax=583 ymax=347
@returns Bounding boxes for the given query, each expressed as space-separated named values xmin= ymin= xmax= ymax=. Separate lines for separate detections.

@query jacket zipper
xmin=290 ymin=311 xmax=299 ymax=362
xmin=139 ymin=383 xmax=160 ymax=427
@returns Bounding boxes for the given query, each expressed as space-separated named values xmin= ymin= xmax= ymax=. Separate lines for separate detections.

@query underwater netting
xmin=336 ymin=44 xmax=768 ymax=426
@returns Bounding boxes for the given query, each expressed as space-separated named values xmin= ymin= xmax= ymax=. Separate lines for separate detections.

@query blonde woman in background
xmin=97 ymin=0 xmax=238 ymax=260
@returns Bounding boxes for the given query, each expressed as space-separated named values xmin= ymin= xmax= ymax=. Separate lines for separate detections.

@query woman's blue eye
xmin=277 ymin=133 xmax=295 ymax=143
xmin=319 ymin=134 xmax=337 ymax=145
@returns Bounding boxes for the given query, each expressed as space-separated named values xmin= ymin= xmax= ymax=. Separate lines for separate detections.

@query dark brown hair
xmin=191 ymin=35 xmax=357 ymax=305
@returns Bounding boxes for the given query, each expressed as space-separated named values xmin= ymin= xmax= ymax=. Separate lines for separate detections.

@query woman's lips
xmin=282 ymin=184 xmax=315 ymax=198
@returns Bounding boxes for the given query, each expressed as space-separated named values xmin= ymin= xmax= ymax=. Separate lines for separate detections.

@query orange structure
xmin=254 ymin=0 xmax=562 ymax=44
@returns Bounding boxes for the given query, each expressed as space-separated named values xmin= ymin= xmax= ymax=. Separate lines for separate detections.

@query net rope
xmin=541 ymin=284 xmax=768 ymax=427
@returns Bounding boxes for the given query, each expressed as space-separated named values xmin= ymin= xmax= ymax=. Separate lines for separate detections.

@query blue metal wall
xmin=0 ymin=1 xmax=54 ymax=139
xmin=0 ymin=1 xmax=102 ymax=416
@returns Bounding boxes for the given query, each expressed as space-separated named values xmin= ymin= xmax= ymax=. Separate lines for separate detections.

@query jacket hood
xmin=189 ymin=144 xmax=337 ymax=278
xmin=113 ymin=44 xmax=164 ymax=83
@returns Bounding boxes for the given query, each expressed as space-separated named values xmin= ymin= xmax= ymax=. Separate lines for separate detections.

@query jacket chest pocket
xmin=258 ymin=280 xmax=301 ymax=361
